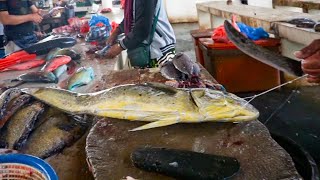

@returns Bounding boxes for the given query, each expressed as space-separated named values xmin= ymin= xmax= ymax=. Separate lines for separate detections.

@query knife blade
xmin=224 ymin=20 xmax=303 ymax=77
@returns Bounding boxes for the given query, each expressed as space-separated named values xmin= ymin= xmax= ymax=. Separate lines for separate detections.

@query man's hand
xmin=294 ymin=39 xmax=320 ymax=83
xmin=30 ymin=13 xmax=43 ymax=24
xmin=104 ymin=43 xmax=123 ymax=59
xmin=106 ymin=28 xmax=120 ymax=46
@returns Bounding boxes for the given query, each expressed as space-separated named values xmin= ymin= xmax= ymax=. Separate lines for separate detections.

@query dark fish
xmin=21 ymin=112 xmax=88 ymax=159
xmin=224 ymin=20 xmax=303 ymax=77
xmin=2 ymin=101 xmax=45 ymax=150
xmin=0 ymin=94 xmax=32 ymax=129
xmin=17 ymin=71 xmax=58 ymax=83
xmin=131 ymin=147 xmax=240 ymax=180
xmin=286 ymin=18 xmax=316 ymax=28
xmin=0 ymin=88 xmax=22 ymax=120
xmin=54 ymin=48 xmax=81 ymax=61
xmin=23 ymin=36 xmax=77 ymax=55
xmin=160 ymin=61 xmax=186 ymax=80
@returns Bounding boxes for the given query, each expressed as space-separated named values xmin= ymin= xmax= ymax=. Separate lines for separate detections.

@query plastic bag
xmin=237 ymin=22 xmax=269 ymax=40
xmin=211 ymin=25 xmax=229 ymax=43
xmin=89 ymin=14 xmax=111 ymax=27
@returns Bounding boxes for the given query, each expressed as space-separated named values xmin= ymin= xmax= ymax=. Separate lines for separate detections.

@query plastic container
xmin=0 ymin=154 xmax=58 ymax=180
xmin=199 ymin=38 xmax=281 ymax=93
xmin=190 ymin=28 xmax=214 ymax=66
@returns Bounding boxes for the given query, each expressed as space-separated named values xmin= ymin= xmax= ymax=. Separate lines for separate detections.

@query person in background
xmin=104 ymin=0 xmax=176 ymax=68
xmin=0 ymin=0 xmax=43 ymax=54
xmin=294 ymin=39 xmax=320 ymax=83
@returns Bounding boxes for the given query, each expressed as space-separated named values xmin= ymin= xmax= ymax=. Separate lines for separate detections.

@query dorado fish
xmin=17 ymin=71 xmax=58 ymax=83
xmin=21 ymin=112 xmax=88 ymax=159
xmin=41 ymin=55 xmax=72 ymax=72
xmin=67 ymin=67 xmax=94 ymax=91
xmin=22 ymin=83 xmax=259 ymax=131
xmin=0 ymin=60 xmax=45 ymax=72
xmin=2 ymin=101 xmax=45 ymax=150
xmin=0 ymin=94 xmax=32 ymax=129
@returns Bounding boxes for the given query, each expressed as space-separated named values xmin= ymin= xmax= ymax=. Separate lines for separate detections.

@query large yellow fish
xmin=22 ymin=83 xmax=259 ymax=131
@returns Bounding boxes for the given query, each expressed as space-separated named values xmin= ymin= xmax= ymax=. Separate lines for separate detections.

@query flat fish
xmin=17 ymin=71 xmax=58 ymax=83
xmin=67 ymin=67 xmax=94 ymax=91
xmin=2 ymin=101 xmax=45 ymax=150
xmin=41 ymin=55 xmax=72 ymax=72
xmin=22 ymin=83 xmax=259 ymax=131
xmin=0 ymin=94 xmax=32 ymax=129
xmin=0 ymin=60 xmax=45 ymax=72
xmin=131 ymin=147 xmax=240 ymax=180
xmin=21 ymin=112 xmax=88 ymax=159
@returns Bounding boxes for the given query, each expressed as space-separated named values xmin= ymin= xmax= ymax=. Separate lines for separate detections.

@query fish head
xmin=190 ymin=89 xmax=259 ymax=122
xmin=172 ymin=53 xmax=196 ymax=77
xmin=160 ymin=61 xmax=186 ymax=81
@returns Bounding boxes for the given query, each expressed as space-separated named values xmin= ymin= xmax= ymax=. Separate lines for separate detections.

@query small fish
xmin=131 ymin=147 xmax=240 ymax=179
xmin=0 ymin=88 xmax=22 ymax=121
xmin=45 ymin=48 xmax=61 ymax=61
xmin=2 ymin=101 xmax=45 ymax=150
xmin=41 ymin=55 xmax=72 ymax=72
xmin=0 ymin=94 xmax=32 ymax=129
xmin=53 ymin=64 xmax=67 ymax=78
xmin=0 ymin=60 xmax=45 ymax=72
xmin=21 ymin=112 xmax=88 ymax=159
xmin=22 ymin=83 xmax=259 ymax=131
xmin=67 ymin=67 xmax=94 ymax=91
xmin=54 ymin=48 xmax=81 ymax=61
xmin=17 ymin=71 xmax=58 ymax=83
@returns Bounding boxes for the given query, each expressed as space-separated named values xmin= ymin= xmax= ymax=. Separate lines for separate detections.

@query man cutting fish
xmin=0 ymin=0 xmax=59 ymax=55
xmin=104 ymin=0 xmax=176 ymax=68
xmin=294 ymin=39 xmax=320 ymax=83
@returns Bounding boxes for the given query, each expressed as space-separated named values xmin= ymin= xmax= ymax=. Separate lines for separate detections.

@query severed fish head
xmin=172 ymin=53 xmax=196 ymax=76
xmin=160 ymin=61 xmax=187 ymax=81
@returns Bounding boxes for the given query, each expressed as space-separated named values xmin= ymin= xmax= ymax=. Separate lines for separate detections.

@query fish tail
xmin=129 ymin=118 xmax=179 ymax=132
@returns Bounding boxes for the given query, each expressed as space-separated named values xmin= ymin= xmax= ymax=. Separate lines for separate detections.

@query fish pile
xmin=0 ymin=88 xmax=89 ymax=159
xmin=22 ymin=83 xmax=259 ymax=131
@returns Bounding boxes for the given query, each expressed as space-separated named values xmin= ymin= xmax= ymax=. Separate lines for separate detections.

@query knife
xmin=224 ymin=20 xmax=303 ymax=77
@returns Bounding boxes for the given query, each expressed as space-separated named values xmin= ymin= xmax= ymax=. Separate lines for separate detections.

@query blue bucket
xmin=0 ymin=154 xmax=58 ymax=180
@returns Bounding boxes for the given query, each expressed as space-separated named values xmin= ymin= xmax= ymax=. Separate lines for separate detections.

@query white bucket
xmin=101 ymin=0 xmax=112 ymax=9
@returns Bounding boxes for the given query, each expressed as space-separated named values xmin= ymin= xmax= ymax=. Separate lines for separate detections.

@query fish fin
xmin=143 ymin=82 xmax=177 ymax=95
xmin=129 ymin=119 xmax=179 ymax=132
